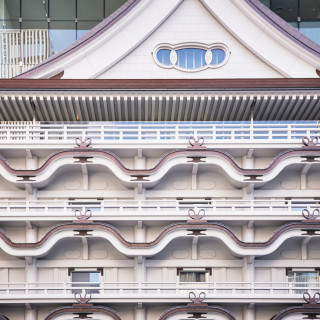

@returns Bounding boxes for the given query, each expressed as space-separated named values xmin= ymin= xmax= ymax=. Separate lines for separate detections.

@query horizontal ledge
xmin=1 ymin=78 xmax=320 ymax=91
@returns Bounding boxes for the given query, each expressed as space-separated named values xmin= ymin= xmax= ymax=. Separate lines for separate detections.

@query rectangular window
xmin=288 ymin=270 xmax=318 ymax=294
xmin=179 ymin=271 xmax=208 ymax=282
xmin=71 ymin=271 xmax=100 ymax=294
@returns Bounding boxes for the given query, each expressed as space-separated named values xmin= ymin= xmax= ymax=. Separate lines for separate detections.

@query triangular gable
xmin=18 ymin=0 xmax=320 ymax=79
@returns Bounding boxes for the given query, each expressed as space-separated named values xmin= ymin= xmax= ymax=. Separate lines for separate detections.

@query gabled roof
xmin=16 ymin=0 xmax=320 ymax=79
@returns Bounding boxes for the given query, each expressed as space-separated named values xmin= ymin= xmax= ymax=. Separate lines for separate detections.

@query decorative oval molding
xmin=308 ymin=176 xmax=320 ymax=189
xmin=153 ymin=43 xmax=230 ymax=72
xmin=280 ymin=249 xmax=298 ymax=259
xmin=64 ymin=249 xmax=81 ymax=259
xmin=199 ymin=249 xmax=216 ymax=259
xmin=64 ymin=180 xmax=81 ymax=190
xmin=172 ymin=249 xmax=189 ymax=259
xmin=280 ymin=179 xmax=298 ymax=190
xmin=91 ymin=249 xmax=108 ymax=259
xmin=172 ymin=180 xmax=189 ymax=190
xmin=91 ymin=180 xmax=108 ymax=190
xmin=199 ymin=179 xmax=216 ymax=190
xmin=309 ymin=249 xmax=320 ymax=258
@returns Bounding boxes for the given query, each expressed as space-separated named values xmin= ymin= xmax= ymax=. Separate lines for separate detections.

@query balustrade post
xmin=63 ymin=125 xmax=67 ymax=141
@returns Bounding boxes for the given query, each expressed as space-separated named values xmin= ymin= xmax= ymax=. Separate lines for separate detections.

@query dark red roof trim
xmin=1 ymin=79 xmax=320 ymax=90
xmin=44 ymin=306 xmax=121 ymax=320
xmin=159 ymin=305 xmax=237 ymax=320
xmin=271 ymin=305 xmax=320 ymax=320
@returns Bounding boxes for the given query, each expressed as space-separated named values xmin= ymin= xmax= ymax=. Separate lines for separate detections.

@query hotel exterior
xmin=0 ymin=0 xmax=320 ymax=319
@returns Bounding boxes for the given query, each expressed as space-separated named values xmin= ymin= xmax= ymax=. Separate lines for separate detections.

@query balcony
xmin=0 ymin=29 xmax=51 ymax=78
xmin=0 ymin=121 xmax=318 ymax=148
xmin=1 ymin=282 xmax=319 ymax=304
xmin=0 ymin=199 xmax=316 ymax=222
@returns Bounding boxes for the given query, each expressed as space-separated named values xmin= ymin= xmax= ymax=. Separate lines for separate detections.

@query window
xmin=154 ymin=43 xmax=229 ymax=72
xmin=178 ymin=268 xmax=211 ymax=282
xmin=287 ymin=270 xmax=319 ymax=294
xmin=71 ymin=271 xmax=100 ymax=294
xmin=180 ymin=271 xmax=207 ymax=282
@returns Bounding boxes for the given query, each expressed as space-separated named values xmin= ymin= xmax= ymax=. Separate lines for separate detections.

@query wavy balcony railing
xmin=1 ymin=282 xmax=319 ymax=298
xmin=0 ymin=199 xmax=317 ymax=221
xmin=0 ymin=122 xmax=319 ymax=146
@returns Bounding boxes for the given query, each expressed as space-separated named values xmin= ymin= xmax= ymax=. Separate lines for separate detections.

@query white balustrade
xmin=0 ymin=29 xmax=50 ymax=78
xmin=0 ymin=282 xmax=319 ymax=297
xmin=0 ymin=122 xmax=319 ymax=144
xmin=0 ymin=199 xmax=317 ymax=220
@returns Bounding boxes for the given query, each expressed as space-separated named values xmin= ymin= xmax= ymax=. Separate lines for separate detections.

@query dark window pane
xmin=22 ymin=20 xmax=48 ymax=30
xmin=300 ymin=0 xmax=320 ymax=20
xmin=2 ymin=0 xmax=20 ymax=20
xmin=72 ymin=272 xmax=100 ymax=294
xmin=105 ymin=0 xmax=127 ymax=17
xmin=271 ymin=0 xmax=298 ymax=22
xmin=49 ymin=21 xmax=76 ymax=54
xmin=0 ymin=20 xmax=20 ymax=29
xmin=78 ymin=0 xmax=104 ymax=20
xmin=50 ymin=0 xmax=76 ymax=20
xmin=300 ymin=21 xmax=320 ymax=44
xmin=259 ymin=0 xmax=271 ymax=7
xmin=180 ymin=271 xmax=206 ymax=282
xmin=22 ymin=0 xmax=48 ymax=21
xmin=157 ymin=49 xmax=171 ymax=66
xmin=77 ymin=20 xmax=102 ymax=38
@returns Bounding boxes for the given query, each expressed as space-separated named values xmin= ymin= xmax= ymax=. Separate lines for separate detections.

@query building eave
xmin=1 ymin=78 xmax=320 ymax=91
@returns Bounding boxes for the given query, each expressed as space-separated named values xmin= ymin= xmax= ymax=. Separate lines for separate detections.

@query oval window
xmin=176 ymin=48 xmax=207 ymax=69
xmin=154 ymin=43 xmax=229 ymax=71
xmin=156 ymin=49 xmax=171 ymax=66
xmin=211 ymin=49 xmax=226 ymax=65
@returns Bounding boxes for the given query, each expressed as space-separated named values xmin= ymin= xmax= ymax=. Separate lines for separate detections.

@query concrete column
xmin=26 ymin=156 xmax=38 ymax=170
xmin=134 ymin=154 xmax=146 ymax=169
xmin=134 ymin=256 xmax=146 ymax=283
xmin=25 ymin=307 xmax=37 ymax=320
xmin=134 ymin=222 xmax=146 ymax=242
xmin=134 ymin=304 xmax=146 ymax=320
xmin=242 ymin=154 xmax=254 ymax=169
xmin=242 ymin=223 xmax=254 ymax=242
xmin=242 ymin=256 xmax=255 ymax=283
xmin=242 ymin=304 xmax=255 ymax=320
xmin=26 ymin=222 xmax=38 ymax=243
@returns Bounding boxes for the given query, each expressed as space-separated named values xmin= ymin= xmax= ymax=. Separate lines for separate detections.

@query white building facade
xmin=0 ymin=0 xmax=320 ymax=319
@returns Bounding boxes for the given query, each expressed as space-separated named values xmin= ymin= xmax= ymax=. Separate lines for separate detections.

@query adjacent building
xmin=0 ymin=0 xmax=320 ymax=319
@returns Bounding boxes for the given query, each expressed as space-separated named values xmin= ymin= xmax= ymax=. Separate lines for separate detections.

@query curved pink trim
xmin=0 ymin=220 xmax=319 ymax=250
xmin=1 ymin=147 xmax=319 ymax=183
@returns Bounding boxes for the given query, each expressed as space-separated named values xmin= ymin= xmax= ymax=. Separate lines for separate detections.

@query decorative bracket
xmin=188 ymin=209 xmax=206 ymax=222
xmin=74 ymin=293 xmax=93 ymax=306
xmin=302 ymin=209 xmax=319 ymax=221
xmin=74 ymin=209 xmax=93 ymax=222
xmin=188 ymin=136 xmax=206 ymax=149
xmin=303 ymin=136 xmax=319 ymax=147
xmin=75 ymin=137 xmax=92 ymax=149
xmin=303 ymin=292 xmax=320 ymax=306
